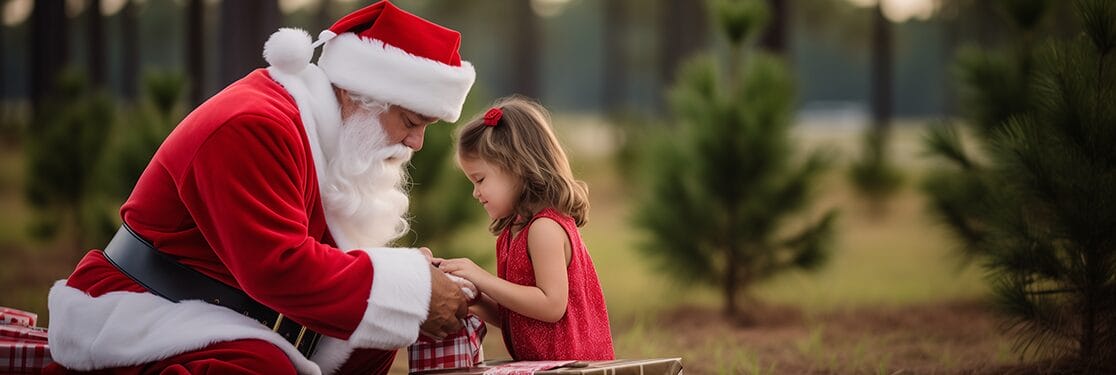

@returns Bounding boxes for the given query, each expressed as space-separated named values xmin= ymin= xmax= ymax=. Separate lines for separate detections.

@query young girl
xmin=438 ymin=96 xmax=615 ymax=361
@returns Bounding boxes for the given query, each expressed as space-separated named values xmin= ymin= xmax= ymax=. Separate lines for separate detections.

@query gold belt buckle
xmin=272 ymin=313 xmax=309 ymax=348
xmin=294 ymin=326 xmax=308 ymax=348
xmin=272 ymin=314 xmax=284 ymax=331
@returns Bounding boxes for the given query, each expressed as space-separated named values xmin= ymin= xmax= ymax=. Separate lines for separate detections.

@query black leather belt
xmin=102 ymin=224 xmax=321 ymax=357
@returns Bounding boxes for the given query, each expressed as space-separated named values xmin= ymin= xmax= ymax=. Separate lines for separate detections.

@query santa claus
xmin=44 ymin=1 xmax=475 ymax=374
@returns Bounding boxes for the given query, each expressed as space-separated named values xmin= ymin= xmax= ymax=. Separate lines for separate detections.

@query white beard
xmin=320 ymin=108 xmax=413 ymax=250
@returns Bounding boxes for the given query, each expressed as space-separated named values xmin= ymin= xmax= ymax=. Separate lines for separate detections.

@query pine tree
xmin=25 ymin=68 xmax=116 ymax=250
xmin=106 ymin=70 xmax=185 ymax=198
xmin=923 ymin=0 xmax=1116 ymax=369
xmin=635 ymin=0 xmax=837 ymax=320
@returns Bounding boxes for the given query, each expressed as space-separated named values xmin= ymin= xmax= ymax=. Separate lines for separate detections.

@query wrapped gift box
xmin=409 ymin=314 xmax=487 ymax=373
xmin=414 ymin=358 xmax=683 ymax=375
xmin=533 ymin=358 xmax=682 ymax=374
xmin=1 ymin=339 xmax=51 ymax=374
xmin=0 ymin=324 xmax=49 ymax=342
xmin=0 ymin=306 xmax=51 ymax=375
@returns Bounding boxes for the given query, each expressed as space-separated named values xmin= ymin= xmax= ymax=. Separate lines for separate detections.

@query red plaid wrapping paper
xmin=409 ymin=314 xmax=486 ymax=373
xmin=0 ymin=306 xmax=51 ymax=375
xmin=0 ymin=325 xmax=49 ymax=342
xmin=2 ymin=340 xmax=51 ymax=374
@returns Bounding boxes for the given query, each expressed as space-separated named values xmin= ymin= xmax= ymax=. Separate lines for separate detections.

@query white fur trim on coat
xmin=269 ymin=64 xmax=433 ymax=374
xmin=318 ymin=32 xmax=475 ymax=123
xmin=267 ymin=63 xmax=342 ymax=180
xmin=308 ymin=248 xmax=431 ymax=374
xmin=46 ymin=280 xmax=322 ymax=375
xmin=350 ymin=247 xmax=431 ymax=348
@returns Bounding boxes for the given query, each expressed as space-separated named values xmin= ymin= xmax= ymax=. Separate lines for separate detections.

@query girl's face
xmin=460 ymin=157 xmax=521 ymax=220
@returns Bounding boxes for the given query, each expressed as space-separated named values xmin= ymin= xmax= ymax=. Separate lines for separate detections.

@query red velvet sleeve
xmin=177 ymin=114 xmax=368 ymax=339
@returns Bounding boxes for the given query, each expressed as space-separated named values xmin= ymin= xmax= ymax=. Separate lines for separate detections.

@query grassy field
xmin=563 ymin=118 xmax=990 ymax=312
xmin=394 ymin=118 xmax=1008 ymax=373
xmin=0 ymin=117 xmax=1016 ymax=374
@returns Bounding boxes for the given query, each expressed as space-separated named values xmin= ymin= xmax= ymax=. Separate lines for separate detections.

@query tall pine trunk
xmin=723 ymin=32 xmax=744 ymax=319
xmin=0 ymin=2 xmax=6 ymax=103
xmin=759 ymin=0 xmax=788 ymax=54
xmin=87 ymin=0 xmax=106 ymax=89
xmin=658 ymin=0 xmax=707 ymax=112
xmin=316 ymin=0 xmax=334 ymax=36
xmin=512 ymin=1 xmax=540 ymax=99
xmin=219 ymin=0 xmax=278 ymax=87
xmin=120 ymin=0 xmax=139 ymax=100
xmin=602 ymin=0 xmax=627 ymax=113
xmin=187 ymin=0 xmax=205 ymax=107
xmin=30 ymin=0 xmax=68 ymax=116
xmin=870 ymin=3 xmax=892 ymax=140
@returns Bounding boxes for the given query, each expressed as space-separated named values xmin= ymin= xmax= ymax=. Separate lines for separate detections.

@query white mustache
xmin=382 ymin=144 xmax=413 ymax=164
xmin=339 ymin=143 xmax=412 ymax=176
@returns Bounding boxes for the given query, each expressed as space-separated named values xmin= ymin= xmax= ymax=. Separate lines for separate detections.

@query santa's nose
xmin=403 ymin=125 xmax=427 ymax=151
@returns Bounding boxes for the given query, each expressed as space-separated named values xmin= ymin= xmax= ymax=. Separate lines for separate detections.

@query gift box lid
xmin=0 ymin=307 xmax=39 ymax=327
xmin=533 ymin=358 xmax=682 ymax=375
xmin=414 ymin=358 xmax=683 ymax=375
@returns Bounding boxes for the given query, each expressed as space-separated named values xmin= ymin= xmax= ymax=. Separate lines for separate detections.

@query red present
xmin=0 ymin=306 xmax=51 ymax=374
xmin=0 ymin=307 xmax=37 ymax=327
xmin=478 ymin=360 xmax=577 ymax=375
xmin=0 ymin=339 xmax=51 ymax=375
xmin=0 ymin=325 xmax=49 ymax=342
xmin=408 ymin=314 xmax=486 ymax=373
xmin=411 ymin=358 xmax=683 ymax=375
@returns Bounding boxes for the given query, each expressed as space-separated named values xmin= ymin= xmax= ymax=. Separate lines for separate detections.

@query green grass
xmin=1 ymin=116 xmax=999 ymax=373
xmin=562 ymin=119 xmax=988 ymax=317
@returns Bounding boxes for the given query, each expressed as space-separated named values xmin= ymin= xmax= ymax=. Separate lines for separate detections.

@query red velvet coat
xmin=47 ymin=69 xmax=429 ymax=375
xmin=107 ymin=69 xmax=370 ymax=336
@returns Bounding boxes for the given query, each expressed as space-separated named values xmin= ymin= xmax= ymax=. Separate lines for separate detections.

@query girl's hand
xmin=438 ymin=258 xmax=491 ymax=286
xmin=445 ymin=273 xmax=479 ymax=302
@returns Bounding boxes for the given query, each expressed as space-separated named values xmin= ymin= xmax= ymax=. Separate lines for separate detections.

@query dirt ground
xmin=642 ymin=301 xmax=1050 ymax=374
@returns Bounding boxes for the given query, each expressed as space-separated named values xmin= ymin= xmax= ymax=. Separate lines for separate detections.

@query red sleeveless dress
xmin=495 ymin=208 xmax=615 ymax=360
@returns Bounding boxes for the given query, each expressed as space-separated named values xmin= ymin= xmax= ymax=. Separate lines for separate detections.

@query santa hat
xmin=263 ymin=1 xmax=475 ymax=122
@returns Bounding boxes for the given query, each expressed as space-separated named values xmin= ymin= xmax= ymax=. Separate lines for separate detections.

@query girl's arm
xmin=441 ymin=218 xmax=572 ymax=323
xmin=468 ymin=293 xmax=502 ymax=329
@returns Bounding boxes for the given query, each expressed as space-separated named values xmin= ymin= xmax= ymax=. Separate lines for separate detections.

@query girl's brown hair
xmin=456 ymin=95 xmax=589 ymax=234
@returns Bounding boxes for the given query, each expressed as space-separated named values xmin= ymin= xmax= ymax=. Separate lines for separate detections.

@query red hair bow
xmin=483 ymin=107 xmax=503 ymax=127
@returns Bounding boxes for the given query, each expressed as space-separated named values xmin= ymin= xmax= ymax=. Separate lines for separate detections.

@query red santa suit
xmin=44 ymin=2 xmax=476 ymax=374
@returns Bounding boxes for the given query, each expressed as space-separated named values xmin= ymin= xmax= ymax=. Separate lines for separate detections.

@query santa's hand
xmin=421 ymin=265 xmax=467 ymax=340
xmin=418 ymin=247 xmax=435 ymax=265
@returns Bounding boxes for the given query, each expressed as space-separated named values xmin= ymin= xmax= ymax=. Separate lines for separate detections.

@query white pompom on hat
xmin=263 ymin=28 xmax=314 ymax=75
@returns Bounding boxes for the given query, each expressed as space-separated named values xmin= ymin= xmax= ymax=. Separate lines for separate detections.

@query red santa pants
xmin=42 ymin=339 xmax=396 ymax=375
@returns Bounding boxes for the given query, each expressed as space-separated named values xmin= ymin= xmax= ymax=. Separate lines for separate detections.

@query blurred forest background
xmin=2 ymin=0 xmax=1114 ymax=373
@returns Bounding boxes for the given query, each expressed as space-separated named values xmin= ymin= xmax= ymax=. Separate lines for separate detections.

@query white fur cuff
xmin=349 ymin=248 xmax=431 ymax=349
